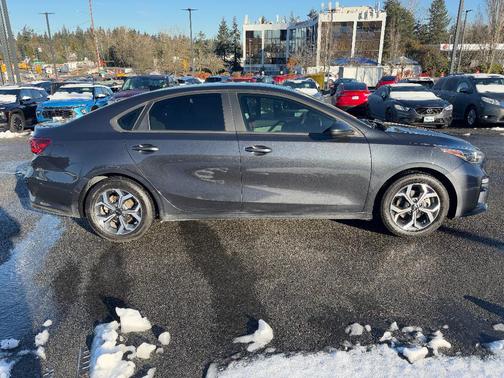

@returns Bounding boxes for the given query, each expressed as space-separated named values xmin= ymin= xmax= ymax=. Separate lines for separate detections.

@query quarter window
xmin=117 ymin=106 xmax=144 ymax=131
xmin=149 ymin=94 xmax=225 ymax=131
xmin=239 ymin=94 xmax=341 ymax=134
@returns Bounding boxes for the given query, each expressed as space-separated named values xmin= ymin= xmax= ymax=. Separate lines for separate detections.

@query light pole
xmin=40 ymin=12 xmax=58 ymax=79
xmin=449 ymin=0 xmax=464 ymax=74
xmin=0 ymin=0 xmax=20 ymax=83
xmin=182 ymin=8 xmax=197 ymax=73
xmin=457 ymin=9 xmax=472 ymax=73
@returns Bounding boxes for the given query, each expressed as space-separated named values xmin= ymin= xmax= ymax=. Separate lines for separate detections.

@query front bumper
xmin=449 ymin=161 xmax=489 ymax=218
xmin=479 ymin=103 xmax=504 ymax=124
xmin=396 ymin=108 xmax=452 ymax=127
xmin=36 ymin=106 xmax=88 ymax=124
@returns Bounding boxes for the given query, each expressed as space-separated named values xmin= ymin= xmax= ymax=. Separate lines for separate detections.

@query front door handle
xmin=245 ymin=145 xmax=272 ymax=155
xmin=132 ymin=144 xmax=159 ymax=153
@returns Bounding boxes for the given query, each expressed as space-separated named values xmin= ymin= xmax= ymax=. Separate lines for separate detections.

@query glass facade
xmin=354 ymin=21 xmax=382 ymax=61
xmin=245 ymin=30 xmax=262 ymax=65
xmin=288 ymin=25 xmax=317 ymax=66
xmin=263 ymin=30 xmax=287 ymax=64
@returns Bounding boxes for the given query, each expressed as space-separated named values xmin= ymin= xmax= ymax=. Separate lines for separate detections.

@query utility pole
xmin=457 ymin=9 xmax=472 ymax=73
xmin=0 ymin=0 xmax=20 ymax=83
xmin=89 ymin=0 xmax=102 ymax=70
xmin=449 ymin=0 xmax=464 ymax=74
xmin=182 ymin=8 xmax=197 ymax=73
xmin=40 ymin=12 xmax=58 ymax=79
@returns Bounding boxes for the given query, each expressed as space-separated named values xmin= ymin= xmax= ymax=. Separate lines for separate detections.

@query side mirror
xmin=324 ymin=125 xmax=355 ymax=138
xmin=21 ymin=96 xmax=32 ymax=103
xmin=96 ymin=93 xmax=107 ymax=99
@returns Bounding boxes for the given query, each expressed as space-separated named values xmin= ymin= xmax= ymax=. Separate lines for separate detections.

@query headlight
xmin=0 ymin=111 xmax=7 ymax=120
xmin=481 ymin=97 xmax=500 ymax=106
xmin=394 ymin=104 xmax=410 ymax=111
xmin=80 ymin=107 xmax=87 ymax=114
xmin=444 ymin=104 xmax=453 ymax=111
xmin=440 ymin=147 xmax=485 ymax=164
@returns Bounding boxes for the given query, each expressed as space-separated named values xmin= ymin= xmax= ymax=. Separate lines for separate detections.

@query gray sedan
xmin=26 ymin=84 xmax=488 ymax=242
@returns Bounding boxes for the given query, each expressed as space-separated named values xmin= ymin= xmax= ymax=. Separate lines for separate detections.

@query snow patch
xmin=158 ymin=332 xmax=171 ymax=346
xmin=36 ymin=346 xmax=46 ymax=360
xmin=379 ymin=331 xmax=392 ymax=342
xmin=401 ymin=326 xmax=422 ymax=334
xmin=389 ymin=322 xmax=399 ymax=332
xmin=484 ymin=340 xmax=504 ymax=354
xmin=0 ymin=359 xmax=14 ymax=378
xmin=35 ymin=330 xmax=49 ymax=347
xmin=345 ymin=323 xmax=364 ymax=336
xmin=49 ymin=91 xmax=93 ymax=100
xmin=364 ymin=325 xmax=371 ymax=332
xmin=136 ymin=343 xmax=156 ymax=360
xmin=116 ymin=308 xmax=152 ymax=333
xmin=0 ymin=339 xmax=19 ymax=350
xmin=233 ymin=320 xmax=274 ymax=352
xmin=490 ymin=127 xmax=504 ymax=131
xmin=398 ymin=346 xmax=429 ymax=363
xmin=0 ymin=95 xmax=17 ymax=104
xmin=476 ymin=84 xmax=504 ymax=93
xmin=389 ymin=91 xmax=439 ymax=100
xmin=493 ymin=323 xmax=504 ymax=332
xmin=43 ymin=320 xmax=53 ymax=328
xmin=0 ymin=131 xmax=30 ymax=139
xmin=142 ymin=367 xmax=156 ymax=378
xmin=155 ymin=348 xmax=164 ymax=355
xmin=427 ymin=330 xmax=451 ymax=355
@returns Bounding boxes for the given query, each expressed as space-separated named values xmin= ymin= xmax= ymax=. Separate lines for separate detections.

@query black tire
xmin=385 ymin=108 xmax=394 ymax=122
xmin=464 ymin=106 xmax=478 ymax=127
xmin=436 ymin=123 xmax=449 ymax=129
xmin=9 ymin=112 xmax=25 ymax=133
xmin=380 ymin=173 xmax=449 ymax=237
xmin=85 ymin=177 xmax=155 ymax=242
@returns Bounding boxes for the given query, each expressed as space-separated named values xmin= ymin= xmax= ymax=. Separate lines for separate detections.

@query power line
xmin=182 ymin=8 xmax=198 ymax=73
xmin=40 ymin=12 xmax=58 ymax=79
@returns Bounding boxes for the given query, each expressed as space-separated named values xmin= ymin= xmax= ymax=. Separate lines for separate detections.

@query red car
xmin=334 ymin=81 xmax=370 ymax=114
xmin=375 ymin=75 xmax=398 ymax=88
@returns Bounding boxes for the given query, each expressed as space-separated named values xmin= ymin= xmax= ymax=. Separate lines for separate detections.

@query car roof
xmin=60 ymin=84 xmax=107 ymax=89
xmin=0 ymin=85 xmax=46 ymax=91
xmin=389 ymin=83 xmax=423 ymax=88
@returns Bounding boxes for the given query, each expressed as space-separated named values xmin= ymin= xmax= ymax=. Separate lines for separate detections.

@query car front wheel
xmin=380 ymin=174 xmax=449 ymax=237
xmin=9 ymin=112 xmax=25 ymax=132
xmin=85 ymin=177 xmax=155 ymax=242
xmin=465 ymin=106 xmax=478 ymax=127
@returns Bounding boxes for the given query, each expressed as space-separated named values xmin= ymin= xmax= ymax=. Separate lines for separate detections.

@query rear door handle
xmin=245 ymin=145 xmax=272 ymax=155
xmin=132 ymin=144 xmax=159 ymax=153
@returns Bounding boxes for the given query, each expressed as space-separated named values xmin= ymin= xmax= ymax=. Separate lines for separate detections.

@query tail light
xmin=30 ymin=137 xmax=51 ymax=155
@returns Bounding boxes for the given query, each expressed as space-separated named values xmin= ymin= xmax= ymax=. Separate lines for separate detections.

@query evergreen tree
xmin=230 ymin=17 xmax=242 ymax=70
xmin=214 ymin=18 xmax=230 ymax=63
xmin=426 ymin=0 xmax=450 ymax=44
xmin=383 ymin=0 xmax=416 ymax=60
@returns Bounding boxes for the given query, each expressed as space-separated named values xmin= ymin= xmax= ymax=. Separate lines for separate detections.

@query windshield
xmin=123 ymin=77 xmax=169 ymax=90
xmin=390 ymin=85 xmax=428 ymax=93
xmin=284 ymin=80 xmax=317 ymax=89
xmin=58 ymin=87 xmax=94 ymax=94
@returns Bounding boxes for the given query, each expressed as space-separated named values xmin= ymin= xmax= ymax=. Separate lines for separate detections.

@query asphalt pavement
xmin=0 ymin=126 xmax=503 ymax=377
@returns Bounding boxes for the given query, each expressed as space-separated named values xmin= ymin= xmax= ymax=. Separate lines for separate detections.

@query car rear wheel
xmin=380 ymin=174 xmax=449 ymax=237
xmin=85 ymin=177 xmax=155 ymax=242
xmin=465 ymin=106 xmax=478 ymax=127
xmin=9 ymin=112 xmax=25 ymax=132
xmin=385 ymin=108 xmax=394 ymax=122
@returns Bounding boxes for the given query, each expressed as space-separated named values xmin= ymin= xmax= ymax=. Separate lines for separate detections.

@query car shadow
xmin=0 ymin=207 xmax=20 ymax=266
xmin=440 ymin=226 xmax=504 ymax=251
xmin=464 ymin=295 xmax=504 ymax=344
xmin=334 ymin=218 xmax=389 ymax=235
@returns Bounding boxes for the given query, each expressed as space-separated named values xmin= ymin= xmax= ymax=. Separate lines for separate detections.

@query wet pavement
xmin=0 ymin=126 xmax=503 ymax=377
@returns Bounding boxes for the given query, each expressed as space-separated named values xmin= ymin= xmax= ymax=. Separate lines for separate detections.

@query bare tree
xmin=486 ymin=0 xmax=504 ymax=72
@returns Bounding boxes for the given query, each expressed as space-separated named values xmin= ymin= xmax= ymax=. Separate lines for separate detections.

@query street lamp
xmin=457 ymin=9 xmax=473 ymax=73
xmin=182 ymin=8 xmax=198 ymax=73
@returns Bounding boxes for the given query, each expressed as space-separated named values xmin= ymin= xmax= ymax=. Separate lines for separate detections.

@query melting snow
xmin=491 ymin=127 xmax=504 ymax=131
xmin=402 ymin=326 xmax=422 ymax=334
xmin=116 ymin=308 xmax=152 ymax=333
xmin=0 ymin=359 xmax=14 ymax=378
xmin=43 ymin=320 xmax=53 ymax=328
xmin=0 ymin=95 xmax=17 ymax=104
xmin=233 ymin=320 xmax=274 ymax=352
xmin=427 ymin=330 xmax=452 ymax=356
xmin=36 ymin=346 xmax=46 ymax=360
xmin=142 ymin=367 xmax=156 ymax=378
xmin=398 ymin=345 xmax=429 ymax=363
xmin=345 ymin=323 xmax=364 ymax=336
xmin=484 ymin=340 xmax=504 ymax=354
xmin=158 ymin=332 xmax=171 ymax=346
xmin=49 ymin=92 xmax=93 ymax=100
xmin=136 ymin=343 xmax=156 ymax=360
xmin=0 ymin=131 xmax=30 ymax=139
xmin=0 ymin=339 xmax=19 ymax=350
xmin=379 ymin=331 xmax=392 ymax=342
xmin=364 ymin=325 xmax=371 ymax=332
xmin=34 ymin=330 xmax=49 ymax=347
xmin=389 ymin=322 xmax=399 ymax=332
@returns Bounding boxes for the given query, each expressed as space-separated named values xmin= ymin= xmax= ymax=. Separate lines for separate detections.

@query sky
xmin=8 ymin=0 xmax=485 ymax=38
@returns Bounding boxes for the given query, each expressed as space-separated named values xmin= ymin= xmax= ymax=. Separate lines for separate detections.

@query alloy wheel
xmin=467 ymin=108 xmax=477 ymax=126
xmin=94 ymin=188 xmax=142 ymax=235
xmin=389 ymin=183 xmax=441 ymax=232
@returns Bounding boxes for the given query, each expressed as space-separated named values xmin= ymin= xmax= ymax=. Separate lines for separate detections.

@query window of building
xmin=149 ymin=94 xmax=225 ymax=132
xmin=246 ymin=30 xmax=262 ymax=65
xmin=355 ymin=21 xmax=381 ymax=61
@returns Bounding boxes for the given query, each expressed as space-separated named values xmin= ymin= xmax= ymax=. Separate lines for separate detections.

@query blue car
xmin=36 ymin=84 xmax=113 ymax=123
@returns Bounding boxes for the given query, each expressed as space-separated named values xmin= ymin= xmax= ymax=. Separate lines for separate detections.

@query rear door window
xmin=444 ymin=77 xmax=459 ymax=92
xmin=148 ymin=93 xmax=225 ymax=131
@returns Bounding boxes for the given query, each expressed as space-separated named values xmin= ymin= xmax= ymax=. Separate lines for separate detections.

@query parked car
xmin=333 ymin=78 xmax=357 ymax=87
xmin=177 ymin=76 xmax=202 ymax=86
xmin=433 ymin=74 xmax=504 ymax=127
xmin=282 ymin=78 xmax=322 ymax=100
xmin=110 ymin=75 xmax=178 ymax=103
xmin=333 ymin=81 xmax=370 ymax=115
xmin=27 ymin=81 xmax=54 ymax=94
xmin=205 ymin=75 xmax=232 ymax=83
xmin=376 ymin=75 xmax=398 ymax=89
xmin=36 ymin=84 xmax=113 ymax=124
xmin=254 ymin=76 xmax=275 ymax=84
xmin=0 ymin=86 xmax=48 ymax=132
xmin=27 ymin=84 xmax=488 ymax=242
xmin=367 ymin=83 xmax=453 ymax=128
xmin=399 ymin=77 xmax=435 ymax=89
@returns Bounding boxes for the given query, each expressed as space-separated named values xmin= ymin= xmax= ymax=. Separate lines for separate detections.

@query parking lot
xmin=0 ymin=125 xmax=502 ymax=377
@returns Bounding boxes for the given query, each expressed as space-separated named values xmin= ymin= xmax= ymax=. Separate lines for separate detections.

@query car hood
xmin=111 ymin=89 xmax=148 ymax=100
xmin=41 ymin=98 xmax=93 ymax=108
xmin=395 ymin=98 xmax=448 ymax=108
xmin=384 ymin=124 xmax=475 ymax=150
